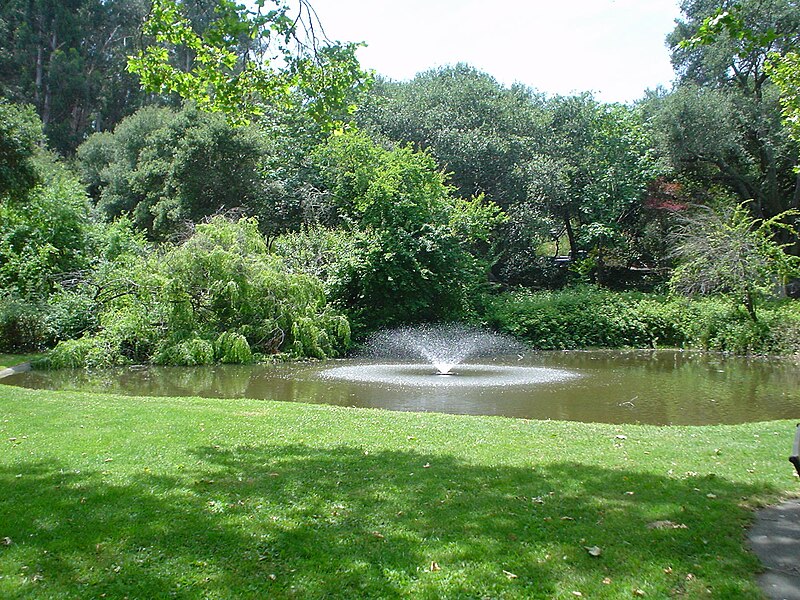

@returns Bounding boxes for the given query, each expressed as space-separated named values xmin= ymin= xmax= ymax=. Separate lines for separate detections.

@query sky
xmin=301 ymin=0 xmax=684 ymax=104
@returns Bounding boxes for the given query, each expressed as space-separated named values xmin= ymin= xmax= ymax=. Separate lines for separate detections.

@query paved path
xmin=749 ymin=498 xmax=800 ymax=600
xmin=0 ymin=361 xmax=30 ymax=379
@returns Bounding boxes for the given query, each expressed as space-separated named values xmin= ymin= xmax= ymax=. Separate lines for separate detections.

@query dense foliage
xmin=308 ymin=131 xmax=505 ymax=333
xmin=77 ymin=104 xmax=269 ymax=239
xmin=0 ymin=0 xmax=150 ymax=154
xmin=486 ymin=286 xmax=800 ymax=355
xmin=2 ymin=0 xmax=800 ymax=361
xmin=45 ymin=217 xmax=349 ymax=368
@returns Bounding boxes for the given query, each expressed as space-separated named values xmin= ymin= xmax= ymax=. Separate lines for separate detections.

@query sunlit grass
xmin=0 ymin=384 xmax=797 ymax=598
xmin=0 ymin=354 xmax=44 ymax=370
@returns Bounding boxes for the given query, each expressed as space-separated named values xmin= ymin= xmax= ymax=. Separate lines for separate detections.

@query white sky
xmin=303 ymin=0 xmax=684 ymax=104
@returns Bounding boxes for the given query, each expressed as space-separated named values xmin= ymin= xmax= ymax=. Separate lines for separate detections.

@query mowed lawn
xmin=0 ymin=384 xmax=797 ymax=599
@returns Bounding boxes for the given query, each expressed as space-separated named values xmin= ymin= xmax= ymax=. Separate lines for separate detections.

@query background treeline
xmin=1 ymin=0 xmax=800 ymax=365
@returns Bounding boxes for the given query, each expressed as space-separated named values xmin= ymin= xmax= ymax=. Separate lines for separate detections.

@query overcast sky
xmin=301 ymin=0 xmax=684 ymax=104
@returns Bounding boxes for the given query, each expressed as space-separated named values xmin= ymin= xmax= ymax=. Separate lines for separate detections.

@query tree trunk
xmin=42 ymin=17 xmax=58 ymax=127
xmin=743 ymin=288 xmax=758 ymax=323
xmin=35 ymin=45 xmax=43 ymax=106
xmin=564 ymin=214 xmax=577 ymax=260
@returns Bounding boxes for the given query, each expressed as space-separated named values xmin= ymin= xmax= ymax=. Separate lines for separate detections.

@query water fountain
xmin=319 ymin=323 xmax=578 ymax=387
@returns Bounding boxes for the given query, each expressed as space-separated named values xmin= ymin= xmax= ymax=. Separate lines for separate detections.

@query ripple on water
xmin=319 ymin=363 xmax=579 ymax=388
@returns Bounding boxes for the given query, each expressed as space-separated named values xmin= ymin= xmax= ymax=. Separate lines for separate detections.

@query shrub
xmin=484 ymin=286 xmax=800 ymax=355
xmin=215 ymin=331 xmax=253 ymax=364
xmin=157 ymin=338 xmax=216 ymax=366
xmin=46 ymin=217 xmax=350 ymax=367
xmin=0 ymin=294 xmax=48 ymax=352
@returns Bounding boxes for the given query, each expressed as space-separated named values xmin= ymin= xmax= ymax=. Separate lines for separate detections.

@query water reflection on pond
xmin=3 ymin=350 xmax=799 ymax=425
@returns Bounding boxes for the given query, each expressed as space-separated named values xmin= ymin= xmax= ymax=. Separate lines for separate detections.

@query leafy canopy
xmin=128 ymin=0 xmax=369 ymax=128
xmin=47 ymin=216 xmax=350 ymax=367
xmin=310 ymin=131 xmax=505 ymax=332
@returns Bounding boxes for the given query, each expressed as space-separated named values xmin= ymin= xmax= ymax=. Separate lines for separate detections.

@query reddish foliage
xmin=645 ymin=178 xmax=689 ymax=212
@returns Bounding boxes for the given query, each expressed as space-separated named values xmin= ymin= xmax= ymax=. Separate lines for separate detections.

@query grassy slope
xmin=0 ymin=385 xmax=798 ymax=599
xmin=0 ymin=355 xmax=44 ymax=370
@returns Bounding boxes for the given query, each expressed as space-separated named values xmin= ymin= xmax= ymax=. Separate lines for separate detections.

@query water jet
xmin=320 ymin=324 xmax=577 ymax=387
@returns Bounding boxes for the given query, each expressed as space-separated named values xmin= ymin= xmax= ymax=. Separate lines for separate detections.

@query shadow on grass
xmin=0 ymin=443 xmax=776 ymax=599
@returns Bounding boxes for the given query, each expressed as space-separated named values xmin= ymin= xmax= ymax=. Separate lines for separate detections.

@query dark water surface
xmin=3 ymin=350 xmax=799 ymax=425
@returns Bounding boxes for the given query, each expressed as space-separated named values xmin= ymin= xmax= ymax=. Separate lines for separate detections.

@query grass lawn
xmin=0 ymin=384 xmax=798 ymax=599
xmin=0 ymin=354 xmax=44 ymax=370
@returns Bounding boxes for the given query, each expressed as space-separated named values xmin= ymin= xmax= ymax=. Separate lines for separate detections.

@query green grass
xmin=0 ymin=385 xmax=798 ymax=599
xmin=0 ymin=354 xmax=44 ymax=370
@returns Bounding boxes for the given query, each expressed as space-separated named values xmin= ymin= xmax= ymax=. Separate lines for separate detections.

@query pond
xmin=3 ymin=350 xmax=799 ymax=425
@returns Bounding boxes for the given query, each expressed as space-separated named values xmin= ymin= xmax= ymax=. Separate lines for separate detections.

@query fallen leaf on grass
xmin=370 ymin=531 xmax=385 ymax=540
xmin=571 ymin=592 xmax=583 ymax=597
xmin=2 ymin=537 xmax=11 ymax=546
xmin=633 ymin=589 xmax=646 ymax=596
xmin=585 ymin=546 xmax=602 ymax=557
xmin=503 ymin=570 xmax=518 ymax=579
xmin=561 ymin=516 xmax=574 ymax=521
xmin=429 ymin=561 xmax=441 ymax=572
xmin=602 ymin=577 xmax=612 ymax=584
xmin=647 ymin=521 xmax=688 ymax=530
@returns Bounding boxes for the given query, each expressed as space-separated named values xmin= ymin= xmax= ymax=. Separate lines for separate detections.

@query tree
xmin=356 ymin=65 xmax=547 ymax=209
xmin=310 ymin=130 xmax=505 ymax=332
xmin=681 ymin=1 xmax=800 ymax=151
xmin=522 ymin=96 xmax=659 ymax=272
xmin=0 ymin=100 xmax=43 ymax=201
xmin=0 ymin=153 xmax=95 ymax=299
xmin=128 ymin=0 xmax=369 ymax=129
xmin=77 ymin=104 xmax=270 ymax=239
xmin=669 ymin=201 xmax=799 ymax=321
xmin=663 ymin=0 xmax=800 ymax=220
xmin=0 ymin=0 xmax=150 ymax=153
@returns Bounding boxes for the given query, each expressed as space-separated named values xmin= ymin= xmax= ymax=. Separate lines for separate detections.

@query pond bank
xmin=0 ymin=361 xmax=30 ymax=379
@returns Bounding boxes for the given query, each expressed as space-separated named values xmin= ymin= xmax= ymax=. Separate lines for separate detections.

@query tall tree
xmin=128 ymin=0 xmax=369 ymax=129
xmin=662 ymin=0 xmax=800 ymax=219
xmin=0 ymin=0 xmax=150 ymax=153
xmin=77 ymin=104 xmax=270 ymax=240
xmin=356 ymin=64 xmax=547 ymax=209
xmin=523 ymin=96 xmax=659 ymax=269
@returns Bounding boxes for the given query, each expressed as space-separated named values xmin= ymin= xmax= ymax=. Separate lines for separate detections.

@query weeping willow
xmin=47 ymin=217 xmax=350 ymax=368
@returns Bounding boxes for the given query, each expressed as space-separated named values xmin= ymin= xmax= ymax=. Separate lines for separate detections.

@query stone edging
xmin=0 ymin=362 xmax=31 ymax=379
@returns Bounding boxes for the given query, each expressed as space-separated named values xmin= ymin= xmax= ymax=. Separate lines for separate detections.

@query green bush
xmin=215 ymin=331 xmax=253 ymax=364
xmin=0 ymin=295 xmax=48 ymax=352
xmin=485 ymin=287 xmax=684 ymax=350
xmin=46 ymin=217 xmax=350 ymax=367
xmin=157 ymin=338 xmax=216 ymax=366
xmin=45 ymin=336 xmax=123 ymax=370
xmin=485 ymin=286 xmax=800 ymax=355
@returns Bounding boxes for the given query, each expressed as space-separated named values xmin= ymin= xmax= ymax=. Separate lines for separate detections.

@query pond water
xmin=3 ymin=350 xmax=799 ymax=425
